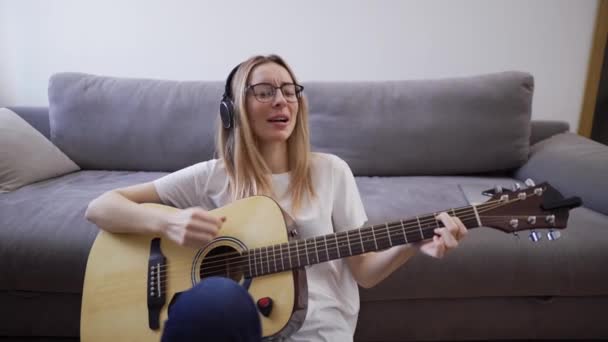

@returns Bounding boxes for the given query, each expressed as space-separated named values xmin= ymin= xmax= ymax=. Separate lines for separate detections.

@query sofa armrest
xmin=514 ymin=132 xmax=608 ymax=215
xmin=530 ymin=120 xmax=569 ymax=145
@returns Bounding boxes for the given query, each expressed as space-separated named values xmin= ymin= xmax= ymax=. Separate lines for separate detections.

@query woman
xmin=85 ymin=54 xmax=467 ymax=341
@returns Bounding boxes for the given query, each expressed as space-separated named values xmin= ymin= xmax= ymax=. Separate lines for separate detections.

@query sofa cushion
xmin=307 ymin=71 xmax=534 ymax=176
xmin=0 ymin=170 xmax=166 ymax=293
xmin=3 ymin=171 xmax=606 ymax=300
xmin=0 ymin=108 xmax=80 ymax=192
xmin=357 ymin=176 xmax=608 ymax=299
xmin=48 ymin=73 xmax=224 ymax=171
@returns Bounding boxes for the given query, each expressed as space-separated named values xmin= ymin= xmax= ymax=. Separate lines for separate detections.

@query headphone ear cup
xmin=220 ymin=63 xmax=241 ymax=130
xmin=220 ymin=97 xmax=234 ymax=129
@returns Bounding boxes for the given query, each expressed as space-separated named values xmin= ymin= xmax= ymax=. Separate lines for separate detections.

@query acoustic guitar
xmin=81 ymin=180 xmax=581 ymax=341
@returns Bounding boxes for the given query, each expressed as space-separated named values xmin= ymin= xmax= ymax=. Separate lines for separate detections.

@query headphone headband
xmin=223 ymin=64 xmax=241 ymax=100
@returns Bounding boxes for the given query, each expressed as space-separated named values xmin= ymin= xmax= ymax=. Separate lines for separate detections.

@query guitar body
xmin=81 ymin=196 xmax=307 ymax=341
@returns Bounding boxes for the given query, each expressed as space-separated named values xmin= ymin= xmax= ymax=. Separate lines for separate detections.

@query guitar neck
xmin=240 ymin=205 xmax=483 ymax=278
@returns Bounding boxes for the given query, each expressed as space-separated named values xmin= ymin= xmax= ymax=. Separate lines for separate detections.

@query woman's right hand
xmin=162 ymin=207 xmax=226 ymax=248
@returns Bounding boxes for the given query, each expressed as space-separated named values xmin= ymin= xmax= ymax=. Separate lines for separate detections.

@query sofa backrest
xmin=48 ymin=71 xmax=534 ymax=175
xmin=48 ymin=73 xmax=222 ymax=172
xmin=306 ymin=72 xmax=533 ymax=176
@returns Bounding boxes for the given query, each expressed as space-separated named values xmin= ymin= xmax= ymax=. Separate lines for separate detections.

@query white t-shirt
xmin=153 ymin=152 xmax=368 ymax=341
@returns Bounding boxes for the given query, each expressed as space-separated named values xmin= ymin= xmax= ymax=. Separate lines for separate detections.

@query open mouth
xmin=268 ymin=115 xmax=289 ymax=123
xmin=268 ymin=118 xmax=288 ymax=123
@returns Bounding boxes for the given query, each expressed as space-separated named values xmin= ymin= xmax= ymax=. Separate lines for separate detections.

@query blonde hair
xmin=215 ymin=54 xmax=315 ymax=213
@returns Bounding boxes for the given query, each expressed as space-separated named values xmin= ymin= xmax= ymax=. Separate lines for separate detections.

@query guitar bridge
xmin=147 ymin=238 xmax=166 ymax=330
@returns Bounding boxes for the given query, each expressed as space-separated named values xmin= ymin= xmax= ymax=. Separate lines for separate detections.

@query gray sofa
xmin=2 ymin=71 xmax=607 ymax=341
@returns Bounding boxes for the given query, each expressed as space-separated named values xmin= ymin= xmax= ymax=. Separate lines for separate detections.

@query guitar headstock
xmin=478 ymin=179 xmax=582 ymax=241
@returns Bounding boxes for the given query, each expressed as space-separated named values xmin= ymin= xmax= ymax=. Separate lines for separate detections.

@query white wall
xmin=0 ymin=2 xmax=16 ymax=105
xmin=0 ymin=0 xmax=599 ymax=131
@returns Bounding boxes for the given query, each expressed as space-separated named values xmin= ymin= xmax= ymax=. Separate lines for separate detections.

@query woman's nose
xmin=272 ymin=89 xmax=288 ymax=106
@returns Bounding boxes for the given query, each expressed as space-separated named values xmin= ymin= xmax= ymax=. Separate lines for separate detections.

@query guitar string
xmin=153 ymin=196 xmax=536 ymax=277
xmin=99 ymin=214 xmax=542 ymax=298
xmin=151 ymin=198 xmax=508 ymax=275
xmin=142 ymin=215 xmax=539 ymax=293
xmin=194 ymin=217 xmax=527 ymax=279
xmin=152 ymin=195 xmax=538 ymax=279
xmin=153 ymin=195 xmax=513 ymax=271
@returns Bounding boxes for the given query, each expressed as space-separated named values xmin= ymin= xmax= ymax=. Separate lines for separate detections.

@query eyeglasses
xmin=246 ymin=83 xmax=304 ymax=103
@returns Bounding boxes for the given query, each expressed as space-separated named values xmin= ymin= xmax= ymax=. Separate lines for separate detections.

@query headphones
xmin=219 ymin=64 xmax=241 ymax=129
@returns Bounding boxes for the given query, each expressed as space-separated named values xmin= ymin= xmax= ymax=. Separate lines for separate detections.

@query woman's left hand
xmin=416 ymin=212 xmax=468 ymax=258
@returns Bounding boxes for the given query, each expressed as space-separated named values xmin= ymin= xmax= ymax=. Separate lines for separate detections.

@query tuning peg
xmin=512 ymin=183 xmax=521 ymax=192
xmin=529 ymin=230 xmax=542 ymax=242
xmin=547 ymin=229 xmax=561 ymax=241
xmin=525 ymin=178 xmax=535 ymax=187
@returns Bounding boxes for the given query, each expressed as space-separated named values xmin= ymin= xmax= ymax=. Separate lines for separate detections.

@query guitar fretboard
xmin=209 ymin=205 xmax=483 ymax=278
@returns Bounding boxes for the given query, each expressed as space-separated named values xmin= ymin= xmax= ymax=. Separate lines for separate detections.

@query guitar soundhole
xmin=199 ymin=245 xmax=242 ymax=282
